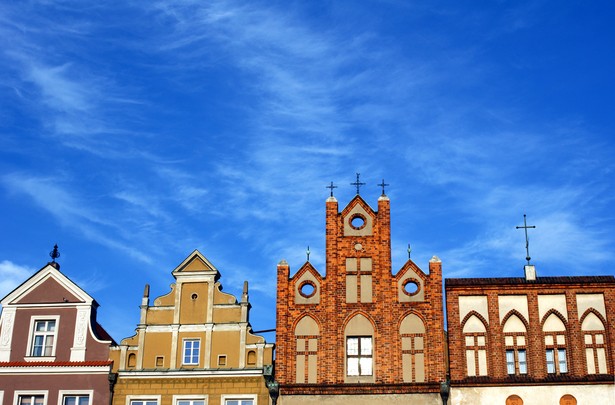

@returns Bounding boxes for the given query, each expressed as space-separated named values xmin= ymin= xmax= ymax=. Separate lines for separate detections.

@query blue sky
xmin=1 ymin=1 xmax=613 ymax=342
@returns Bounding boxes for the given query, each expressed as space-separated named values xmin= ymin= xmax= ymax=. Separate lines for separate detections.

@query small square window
xmin=155 ymin=356 xmax=164 ymax=367
xmin=218 ymin=355 xmax=227 ymax=366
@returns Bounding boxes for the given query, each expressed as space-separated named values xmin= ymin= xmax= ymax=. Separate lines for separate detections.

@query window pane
xmin=36 ymin=321 xmax=46 ymax=331
xmin=546 ymin=349 xmax=555 ymax=373
xmin=359 ymin=357 xmax=372 ymax=375
xmin=558 ymin=349 xmax=567 ymax=373
xmin=347 ymin=358 xmax=359 ymax=375
xmin=226 ymin=401 xmax=238 ymax=405
xmin=518 ymin=350 xmax=527 ymax=374
xmin=360 ymin=338 xmax=372 ymax=355
xmin=48 ymin=320 xmax=56 ymax=331
xmin=64 ymin=398 xmax=76 ymax=405
xmin=347 ymin=338 xmax=358 ymax=355
xmin=505 ymin=350 xmax=515 ymax=374
xmin=241 ymin=401 xmax=254 ymax=405
xmin=78 ymin=398 xmax=89 ymax=405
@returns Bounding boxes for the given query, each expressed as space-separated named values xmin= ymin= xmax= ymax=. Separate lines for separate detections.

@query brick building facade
xmin=446 ymin=266 xmax=615 ymax=404
xmin=275 ymin=192 xmax=448 ymax=404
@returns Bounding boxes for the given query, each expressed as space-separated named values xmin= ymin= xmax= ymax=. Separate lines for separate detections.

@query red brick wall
xmin=446 ymin=279 xmax=615 ymax=383
xmin=276 ymin=195 xmax=447 ymax=394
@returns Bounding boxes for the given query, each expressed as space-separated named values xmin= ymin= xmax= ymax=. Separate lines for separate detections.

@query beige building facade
xmin=110 ymin=250 xmax=274 ymax=405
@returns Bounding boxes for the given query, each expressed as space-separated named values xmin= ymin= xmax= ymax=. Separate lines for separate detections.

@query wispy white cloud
xmin=0 ymin=260 xmax=35 ymax=300
xmin=1 ymin=172 xmax=152 ymax=264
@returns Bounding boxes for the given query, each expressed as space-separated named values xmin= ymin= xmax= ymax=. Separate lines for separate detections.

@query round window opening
xmin=191 ymin=293 xmax=198 ymax=300
xmin=403 ymin=280 xmax=420 ymax=296
xmin=299 ymin=281 xmax=317 ymax=298
xmin=350 ymin=214 xmax=367 ymax=230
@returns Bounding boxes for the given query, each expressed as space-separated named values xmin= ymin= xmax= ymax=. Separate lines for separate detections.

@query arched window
xmin=247 ymin=350 xmax=257 ymax=366
xmin=400 ymin=313 xmax=425 ymax=382
xmin=543 ymin=313 xmax=568 ymax=374
xmin=127 ymin=352 xmax=136 ymax=368
xmin=503 ymin=314 xmax=528 ymax=375
xmin=344 ymin=314 xmax=375 ymax=382
xmin=581 ymin=312 xmax=608 ymax=374
xmin=294 ymin=316 xmax=319 ymax=383
xmin=463 ymin=314 xmax=488 ymax=376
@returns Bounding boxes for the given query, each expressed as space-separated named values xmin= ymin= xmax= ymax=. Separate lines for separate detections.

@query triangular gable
xmin=291 ymin=261 xmax=323 ymax=281
xmin=1 ymin=264 xmax=93 ymax=306
xmin=172 ymin=249 xmax=219 ymax=275
xmin=340 ymin=194 xmax=376 ymax=217
xmin=16 ymin=277 xmax=82 ymax=304
xmin=395 ymin=259 xmax=428 ymax=281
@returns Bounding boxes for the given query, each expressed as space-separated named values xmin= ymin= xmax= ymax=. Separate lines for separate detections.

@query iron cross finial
xmin=407 ymin=243 xmax=412 ymax=259
xmin=378 ymin=179 xmax=389 ymax=196
xmin=306 ymin=246 xmax=311 ymax=262
xmin=326 ymin=181 xmax=337 ymax=197
xmin=49 ymin=244 xmax=60 ymax=262
xmin=516 ymin=214 xmax=536 ymax=265
xmin=350 ymin=173 xmax=366 ymax=195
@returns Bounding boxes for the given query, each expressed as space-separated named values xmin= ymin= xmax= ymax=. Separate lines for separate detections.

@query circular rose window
xmin=350 ymin=214 xmax=367 ymax=230
xmin=402 ymin=279 xmax=420 ymax=296
xmin=299 ymin=281 xmax=317 ymax=298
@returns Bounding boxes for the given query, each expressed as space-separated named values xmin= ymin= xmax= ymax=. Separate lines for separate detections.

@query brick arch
xmin=342 ymin=310 xmax=378 ymax=332
xmin=502 ymin=309 xmax=530 ymax=331
xmin=461 ymin=310 xmax=489 ymax=332
xmin=579 ymin=308 xmax=607 ymax=331
xmin=292 ymin=313 xmax=322 ymax=335
xmin=397 ymin=310 xmax=427 ymax=331
xmin=540 ymin=309 xmax=568 ymax=330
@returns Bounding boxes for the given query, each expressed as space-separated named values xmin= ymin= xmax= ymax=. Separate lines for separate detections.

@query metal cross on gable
xmin=516 ymin=214 xmax=536 ymax=265
xmin=350 ymin=173 xmax=366 ymax=195
xmin=377 ymin=179 xmax=389 ymax=196
xmin=326 ymin=181 xmax=337 ymax=197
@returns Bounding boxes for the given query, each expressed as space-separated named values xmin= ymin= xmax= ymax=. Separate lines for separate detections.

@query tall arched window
xmin=400 ymin=313 xmax=425 ymax=382
xmin=581 ymin=312 xmax=608 ymax=374
xmin=294 ymin=316 xmax=319 ymax=383
xmin=344 ymin=313 xmax=375 ymax=382
xmin=543 ymin=313 xmax=568 ymax=374
xmin=463 ymin=314 xmax=488 ymax=376
xmin=503 ymin=314 xmax=528 ymax=375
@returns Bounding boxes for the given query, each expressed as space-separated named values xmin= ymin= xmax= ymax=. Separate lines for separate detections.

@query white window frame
xmin=125 ymin=395 xmax=161 ymax=405
xmin=346 ymin=336 xmax=373 ymax=376
xmin=182 ymin=338 xmax=200 ymax=365
xmin=25 ymin=316 xmax=60 ymax=361
xmin=57 ymin=390 xmax=93 ymax=405
xmin=13 ymin=390 xmax=48 ymax=405
xmin=220 ymin=395 xmax=256 ymax=405
xmin=172 ymin=394 xmax=208 ymax=405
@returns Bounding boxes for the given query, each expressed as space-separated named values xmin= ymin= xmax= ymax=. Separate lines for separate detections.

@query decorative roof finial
xmin=378 ymin=179 xmax=389 ymax=196
xmin=49 ymin=244 xmax=60 ymax=262
xmin=350 ymin=173 xmax=366 ymax=195
xmin=306 ymin=246 xmax=311 ymax=262
xmin=326 ymin=181 xmax=337 ymax=197
xmin=516 ymin=214 xmax=536 ymax=265
xmin=407 ymin=243 xmax=412 ymax=259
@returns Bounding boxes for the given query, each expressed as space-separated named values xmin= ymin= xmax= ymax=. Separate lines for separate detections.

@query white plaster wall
xmin=459 ymin=296 xmax=489 ymax=323
xmin=279 ymin=393 xmax=442 ymax=405
xmin=538 ymin=294 xmax=568 ymax=321
xmin=498 ymin=295 xmax=529 ymax=322
xmin=577 ymin=293 xmax=606 ymax=319
xmin=451 ymin=384 xmax=615 ymax=405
